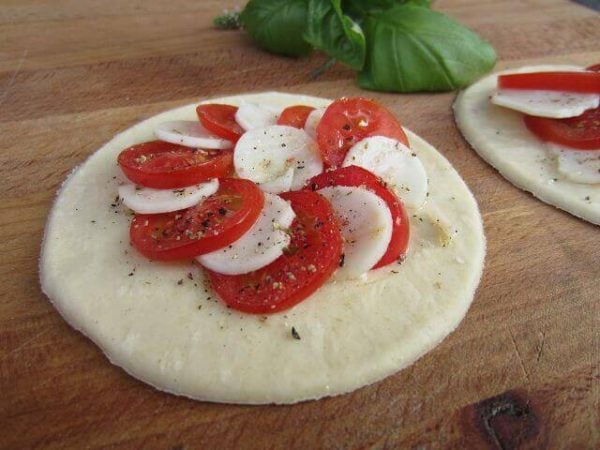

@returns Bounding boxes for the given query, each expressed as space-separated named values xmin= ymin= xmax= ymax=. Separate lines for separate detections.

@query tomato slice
xmin=498 ymin=71 xmax=600 ymax=93
xmin=130 ymin=178 xmax=264 ymax=261
xmin=524 ymin=107 xmax=600 ymax=150
xmin=306 ymin=165 xmax=409 ymax=268
xmin=118 ymin=141 xmax=233 ymax=189
xmin=196 ymin=104 xmax=245 ymax=142
xmin=206 ymin=190 xmax=343 ymax=314
xmin=587 ymin=63 xmax=600 ymax=72
xmin=316 ymin=97 xmax=409 ymax=168
xmin=277 ymin=105 xmax=315 ymax=128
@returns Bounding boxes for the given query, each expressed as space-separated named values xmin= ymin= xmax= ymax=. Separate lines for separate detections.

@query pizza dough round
xmin=40 ymin=92 xmax=485 ymax=404
xmin=454 ymin=65 xmax=600 ymax=225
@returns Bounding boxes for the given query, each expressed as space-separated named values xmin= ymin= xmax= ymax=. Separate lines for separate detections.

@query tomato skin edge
xmin=196 ymin=104 xmax=245 ymax=143
xmin=118 ymin=141 xmax=234 ymax=189
xmin=129 ymin=178 xmax=264 ymax=261
xmin=306 ymin=165 xmax=410 ymax=269
xmin=316 ymin=97 xmax=409 ymax=168
xmin=523 ymin=110 xmax=600 ymax=150
xmin=205 ymin=190 xmax=343 ymax=314
xmin=498 ymin=71 xmax=600 ymax=93
xmin=277 ymin=105 xmax=315 ymax=128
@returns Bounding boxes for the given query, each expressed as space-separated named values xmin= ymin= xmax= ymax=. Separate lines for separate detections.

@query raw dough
xmin=40 ymin=92 xmax=486 ymax=404
xmin=454 ymin=65 xmax=599 ymax=225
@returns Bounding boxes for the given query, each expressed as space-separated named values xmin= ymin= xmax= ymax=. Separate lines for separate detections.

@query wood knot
xmin=462 ymin=389 xmax=544 ymax=450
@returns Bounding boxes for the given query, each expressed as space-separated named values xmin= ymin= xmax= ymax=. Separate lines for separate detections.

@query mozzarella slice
xmin=546 ymin=143 xmax=600 ymax=184
xmin=304 ymin=107 xmax=325 ymax=139
xmin=118 ymin=179 xmax=219 ymax=214
xmin=258 ymin=167 xmax=295 ymax=194
xmin=491 ymin=89 xmax=599 ymax=118
xmin=154 ymin=121 xmax=232 ymax=149
xmin=234 ymin=125 xmax=323 ymax=190
xmin=317 ymin=186 xmax=392 ymax=278
xmin=343 ymin=136 xmax=428 ymax=209
xmin=197 ymin=193 xmax=296 ymax=275
xmin=235 ymin=103 xmax=280 ymax=131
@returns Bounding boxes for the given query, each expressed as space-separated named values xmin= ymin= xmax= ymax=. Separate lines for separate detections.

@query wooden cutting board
xmin=1 ymin=1 xmax=598 ymax=448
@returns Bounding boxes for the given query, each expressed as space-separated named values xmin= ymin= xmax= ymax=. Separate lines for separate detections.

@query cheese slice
xmin=491 ymin=89 xmax=599 ymax=118
xmin=235 ymin=103 xmax=280 ymax=131
xmin=343 ymin=136 xmax=428 ymax=209
xmin=304 ymin=107 xmax=325 ymax=139
xmin=197 ymin=193 xmax=295 ymax=275
xmin=155 ymin=121 xmax=232 ymax=149
xmin=319 ymin=186 xmax=392 ymax=278
xmin=234 ymin=125 xmax=323 ymax=190
xmin=118 ymin=179 xmax=218 ymax=214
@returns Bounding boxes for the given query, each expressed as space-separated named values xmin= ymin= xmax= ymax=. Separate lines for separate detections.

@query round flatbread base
xmin=41 ymin=92 xmax=485 ymax=405
xmin=454 ymin=65 xmax=600 ymax=225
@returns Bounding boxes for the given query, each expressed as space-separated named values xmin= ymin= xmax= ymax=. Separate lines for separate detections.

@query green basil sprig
xmin=304 ymin=0 xmax=366 ymax=71
xmin=217 ymin=0 xmax=496 ymax=92
xmin=240 ymin=0 xmax=312 ymax=57
xmin=359 ymin=4 xmax=497 ymax=92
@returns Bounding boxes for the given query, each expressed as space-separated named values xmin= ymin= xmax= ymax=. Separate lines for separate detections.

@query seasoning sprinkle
xmin=291 ymin=327 xmax=301 ymax=340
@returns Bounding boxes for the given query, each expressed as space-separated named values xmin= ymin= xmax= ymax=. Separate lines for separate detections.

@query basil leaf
xmin=304 ymin=0 xmax=366 ymax=71
xmin=358 ymin=5 xmax=496 ymax=92
xmin=240 ymin=0 xmax=312 ymax=57
xmin=346 ymin=0 xmax=430 ymax=18
xmin=404 ymin=0 xmax=431 ymax=7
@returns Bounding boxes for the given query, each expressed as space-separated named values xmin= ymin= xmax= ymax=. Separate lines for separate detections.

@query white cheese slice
xmin=235 ymin=103 xmax=280 ymax=131
xmin=343 ymin=136 xmax=428 ymax=209
xmin=154 ymin=121 xmax=232 ymax=149
xmin=257 ymin=167 xmax=295 ymax=194
xmin=319 ymin=186 xmax=393 ymax=278
xmin=197 ymin=193 xmax=295 ymax=275
xmin=547 ymin=143 xmax=600 ymax=184
xmin=118 ymin=179 xmax=219 ymax=214
xmin=304 ymin=107 xmax=325 ymax=139
xmin=234 ymin=125 xmax=323 ymax=190
xmin=491 ymin=89 xmax=599 ymax=118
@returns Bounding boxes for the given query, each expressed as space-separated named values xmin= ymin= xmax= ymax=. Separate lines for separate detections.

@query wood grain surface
xmin=1 ymin=1 xmax=599 ymax=448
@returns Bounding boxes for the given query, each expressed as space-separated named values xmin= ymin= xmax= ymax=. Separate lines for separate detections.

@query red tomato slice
xmin=306 ymin=165 xmax=409 ymax=268
xmin=206 ymin=190 xmax=343 ymax=314
xmin=130 ymin=178 xmax=264 ymax=261
xmin=524 ymin=107 xmax=600 ymax=150
xmin=316 ymin=97 xmax=409 ymax=168
xmin=118 ymin=141 xmax=233 ymax=189
xmin=277 ymin=105 xmax=315 ymax=128
xmin=196 ymin=104 xmax=245 ymax=142
xmin=498 ymin=71 xmax=600 ymax=93
xmin=587 ymin=63 xmax=600 ymax=72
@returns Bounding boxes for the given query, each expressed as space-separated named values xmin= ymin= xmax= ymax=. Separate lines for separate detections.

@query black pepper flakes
xmin=291 ymin=327 xmax=301 ymax=340
xmin=177 ymin=279 xmax=184 ymax=285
